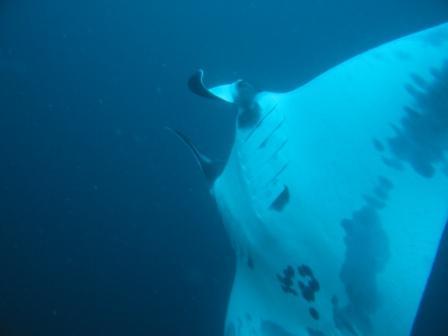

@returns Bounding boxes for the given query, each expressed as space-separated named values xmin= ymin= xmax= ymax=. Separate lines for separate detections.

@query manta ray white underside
xmin=181 ymin=22 xmax=448 ymax=336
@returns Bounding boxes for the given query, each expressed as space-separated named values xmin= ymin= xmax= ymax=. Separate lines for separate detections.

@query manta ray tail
xmin=166 ymin=127 xmax=221 ymax=184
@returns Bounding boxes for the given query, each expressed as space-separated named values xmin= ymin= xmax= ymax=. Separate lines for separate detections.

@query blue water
xmin=0 ymin=0 xmax=447 ymax=335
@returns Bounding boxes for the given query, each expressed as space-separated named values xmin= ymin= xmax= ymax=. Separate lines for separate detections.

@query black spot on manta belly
xmin=299 ymin=281 xmax=317 ymax=302
xmin=277 ymin=265 xmax=298 ymax=296
xmin=298 ymin=265 xmax=313 ymax=277
xmin=298 ymin=264 xmax=320 ymax=302
xmin=270 ymin=185 xmax=290 ymax=211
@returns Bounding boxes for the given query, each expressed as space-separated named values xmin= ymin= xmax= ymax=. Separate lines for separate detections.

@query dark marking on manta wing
xmin=386 ymin=59 xmax=448 ymax=178
xmin=270 ymin=185 xmax=290 ymax=211
xmin=339 ymin=177 xmax=392 ymax=334
xmin=298 ymin=281 xmax=316 ymax=302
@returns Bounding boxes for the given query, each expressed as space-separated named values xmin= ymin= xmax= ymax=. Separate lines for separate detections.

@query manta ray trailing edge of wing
xmin=181 ymin=22 xmax=448 ymax=336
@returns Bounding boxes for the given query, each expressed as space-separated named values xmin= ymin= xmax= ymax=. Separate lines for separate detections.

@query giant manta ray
xmin=172 ymin=22 xmax=448 ymax=336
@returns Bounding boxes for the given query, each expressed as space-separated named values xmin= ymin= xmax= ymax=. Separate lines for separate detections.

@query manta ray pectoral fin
xmin=165 ymin=127 xmax=222 ymax=184
xmin=188 ymin=69 xmax=244 ymax=104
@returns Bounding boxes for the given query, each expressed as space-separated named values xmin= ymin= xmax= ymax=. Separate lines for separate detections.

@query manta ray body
xmin=177 ymin=23 xmax=448 ymax=336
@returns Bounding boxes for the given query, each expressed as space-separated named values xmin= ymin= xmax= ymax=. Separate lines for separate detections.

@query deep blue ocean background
xmin=1 ymin=1 xmax=448 ymax=335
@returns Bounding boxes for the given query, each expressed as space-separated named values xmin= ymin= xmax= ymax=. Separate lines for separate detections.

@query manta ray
xmin=172 ymin=22 xmax=448 ymax=336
